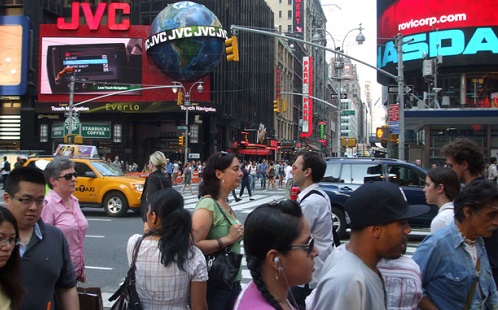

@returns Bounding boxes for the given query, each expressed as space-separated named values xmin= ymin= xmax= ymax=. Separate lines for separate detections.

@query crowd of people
xmin=1 ymin=140 xmax=498 ymax=309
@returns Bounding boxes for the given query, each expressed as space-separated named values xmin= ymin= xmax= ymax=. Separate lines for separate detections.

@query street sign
xmin=340 ymin=93 xmax=347 ymax=99
xmin=342 ymin=110 xmax=355 ymax=116
xmin=188 ymin=153 xmax=200 ymax=159
xmin=388 ymin=85 xmax=413 ymax=94
xmin=389 ymin=121 xmax=400 ymax=134
xmin=177 ymin=126 xmax=187 ymax=130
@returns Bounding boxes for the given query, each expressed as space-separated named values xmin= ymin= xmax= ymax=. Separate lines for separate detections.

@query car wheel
xmin=103 ymin=192 xmax=129 ymax=217
xmin=332 ymin=208 xmax=347 ymax=239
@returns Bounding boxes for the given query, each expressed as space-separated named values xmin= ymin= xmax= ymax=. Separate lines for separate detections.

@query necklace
xmin=457 ymin=225 xmax=477 ymax=245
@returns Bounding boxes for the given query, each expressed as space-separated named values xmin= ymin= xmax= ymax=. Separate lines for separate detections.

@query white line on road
xmin=87 ymin=218 xmax=112 ymax=222
xmin=86 ymin=235 xmax=105 ymax=238
xmin=86 ymin=265 xmax=113 ymax=270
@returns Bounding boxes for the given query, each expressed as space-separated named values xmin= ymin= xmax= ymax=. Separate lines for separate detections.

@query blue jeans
xmin=250 ymin=175 xmax=256 ymax=191
xmin=206 ymin=281 xmax=241 ymax=310
xmin=260 ymin=172 xmax=267 ymax=188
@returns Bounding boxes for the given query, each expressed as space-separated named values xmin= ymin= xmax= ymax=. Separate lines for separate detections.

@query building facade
xmin=377 ymin=0 xmax=498 ymax=167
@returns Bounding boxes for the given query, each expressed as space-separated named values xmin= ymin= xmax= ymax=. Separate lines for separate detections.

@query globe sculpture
xmin=148 ymin=1 xmax=225 ymax=81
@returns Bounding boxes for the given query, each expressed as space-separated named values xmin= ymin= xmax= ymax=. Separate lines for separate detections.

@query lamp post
xmin=55 ymin=66 xmax=76 ymax=141
xmin=172 ymin=81 xmax=204 ymax=163
xmin=312 ymin=24 xmax=365 ymax=157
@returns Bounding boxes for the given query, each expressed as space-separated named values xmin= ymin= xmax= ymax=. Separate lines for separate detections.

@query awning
xmin=237 ymin=149 xmax=272 ymax=156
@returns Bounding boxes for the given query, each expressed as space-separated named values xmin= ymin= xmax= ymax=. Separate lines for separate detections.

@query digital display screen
xmin=41 ymin=37 xmax=142 ymax=95
xmin=377 ymin=0 xmax=498 ymax=84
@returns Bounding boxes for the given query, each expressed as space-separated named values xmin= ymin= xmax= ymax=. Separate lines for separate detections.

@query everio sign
xmin=52 ymin=123 xmax=111 ymax=139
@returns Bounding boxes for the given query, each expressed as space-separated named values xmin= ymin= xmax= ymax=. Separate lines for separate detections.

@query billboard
xmin=377 ymin=0 xmax=498 ymax=84
xmin=0 ymin=16 xmax=30 ymax=95
xmin=38 ymin=25 xmax=211 ymax=104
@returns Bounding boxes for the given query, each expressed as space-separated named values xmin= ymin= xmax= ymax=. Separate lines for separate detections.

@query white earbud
xmin=273 ymin=257 xmax=280 ymax=264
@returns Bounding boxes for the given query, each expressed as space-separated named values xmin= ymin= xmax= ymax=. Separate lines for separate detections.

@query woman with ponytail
xmin=234 ymin=200 xmax=318 ymax=310
xmin=128 ymin=188 xmax=208 ymax=309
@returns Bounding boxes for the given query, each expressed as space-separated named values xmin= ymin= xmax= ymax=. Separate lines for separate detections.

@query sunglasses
xmin=57 ymin=172 xmax=78 ymax=180
xmin=289 ymin=237 xmax=315 ymax=256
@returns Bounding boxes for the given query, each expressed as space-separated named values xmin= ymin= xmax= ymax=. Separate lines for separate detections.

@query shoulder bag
xmin=205 ymin=201 xmax=243 ymax=290
xmin=108 ymin=237 xmax=144 ymax=310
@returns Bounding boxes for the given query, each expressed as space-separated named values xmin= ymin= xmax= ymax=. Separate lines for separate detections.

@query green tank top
xmin=195 ymin=197 xmax=242 ymax=281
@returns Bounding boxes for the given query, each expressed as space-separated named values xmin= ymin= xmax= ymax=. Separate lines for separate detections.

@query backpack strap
xmin=300 ymin=189 xmax=325 ymax=202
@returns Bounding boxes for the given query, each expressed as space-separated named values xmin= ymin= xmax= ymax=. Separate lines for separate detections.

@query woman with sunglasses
xmin=41 ymin=156 xmax=88 ymax=282
xmin=192 ymin=151 xmax=244 ymax=310
xmin=234 ymin=200 xmax=318 ymax=310
xmin=0 ymin=207 xmax=24 ymax=310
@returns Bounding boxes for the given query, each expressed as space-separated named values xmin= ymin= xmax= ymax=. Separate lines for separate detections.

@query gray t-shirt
xmin=309 ymin=244 xmax=386 ymax=310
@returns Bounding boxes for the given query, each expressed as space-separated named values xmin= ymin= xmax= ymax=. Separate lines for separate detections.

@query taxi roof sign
xmin=54 ymin=144 xmax=99 ymax=159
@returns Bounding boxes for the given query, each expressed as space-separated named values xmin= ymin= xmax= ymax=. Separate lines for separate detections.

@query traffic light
xmin=225 ymin=36 xmax=240 ymax=62
xmin=273 ymin=100 xmax=280 ymax=112
xmin=178 ymin=135 xmax=184 ymax=146
xmin=375 ymin=126 xmax=390 ymax=141
xmin=64 ymin=134 xmax=83 ymax=144
xmin=176 ymin=91 xmax=183 ymax=106
xmin=280 ymin=98 xmax=287 ymax=112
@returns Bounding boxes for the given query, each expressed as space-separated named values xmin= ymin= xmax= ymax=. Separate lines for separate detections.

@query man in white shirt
xmin=290 ymin=151 xmax=334 ymax=309
xmin=283 ymin=161 xmax=293 ymax=199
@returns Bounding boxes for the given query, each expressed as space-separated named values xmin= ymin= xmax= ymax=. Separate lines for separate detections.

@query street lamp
xmin=171 ymin=81 xmax=204 ymax=163
xmin=312 ymin=24 xmax=365 ymax=157
xmin=55 ymin=66 xmax=76 ymax=142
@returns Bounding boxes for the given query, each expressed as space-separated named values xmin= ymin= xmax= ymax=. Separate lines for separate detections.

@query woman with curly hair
xmin=192 ymin=151 xmax=244 ymax=309
xmin=0 ymin=207 xmax=24 ymax=310
xmin=234 ymin=200 xmax=318 ymax=310
xmin=128 ymin=188 xmax=208 ymax=309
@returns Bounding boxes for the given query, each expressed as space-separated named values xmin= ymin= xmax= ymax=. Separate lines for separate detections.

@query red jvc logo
xmin=57 ymin=2 xmax=130 ymax=31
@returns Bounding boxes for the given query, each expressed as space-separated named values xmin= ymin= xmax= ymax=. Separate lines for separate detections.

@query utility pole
xmin=396 ymin=33 xmax=413 ymax=161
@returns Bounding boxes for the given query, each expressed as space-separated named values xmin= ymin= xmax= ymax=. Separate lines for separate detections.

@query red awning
xmin=237 ymin=149 xmax=272 ymax=156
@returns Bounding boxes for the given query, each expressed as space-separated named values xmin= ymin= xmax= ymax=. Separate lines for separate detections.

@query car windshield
xmin=91 ymin=161 xmax=124 ymax=176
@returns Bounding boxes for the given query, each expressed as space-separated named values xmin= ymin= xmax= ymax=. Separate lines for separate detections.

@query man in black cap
xmin=308 ymin=181 xmax=429 ymax=310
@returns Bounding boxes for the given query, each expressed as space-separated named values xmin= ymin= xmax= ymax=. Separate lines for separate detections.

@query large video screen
xmin=0 ymin=16 xmax=29 ymax=95
xmin=377 ymin=0 xmax=498 ymax=84
xmin=41 ymin=37 xmax=142 ymax=95
xmin=38 ymin=25 xmax=211 ymax=104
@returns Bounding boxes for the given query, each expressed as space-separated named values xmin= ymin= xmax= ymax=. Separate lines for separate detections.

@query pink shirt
xmin=41 ymin=189 xmax=88 ymax=279
xmin=234 ymin=281 xmax=297 ymax=310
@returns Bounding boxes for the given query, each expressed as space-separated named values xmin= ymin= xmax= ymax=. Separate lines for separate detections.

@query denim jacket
xmin=413 ymin=221 xmax=498 ymax=310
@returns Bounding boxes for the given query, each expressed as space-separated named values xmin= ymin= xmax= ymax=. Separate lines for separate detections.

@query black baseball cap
xmin=345 ymin=181 xmax=430 ymax=229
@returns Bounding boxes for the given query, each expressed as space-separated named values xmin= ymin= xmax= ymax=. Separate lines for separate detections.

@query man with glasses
xmin=3 ymin=167 xmax=78 ymax=310
xmin=309 ymin=182 xmax=429 ymax=310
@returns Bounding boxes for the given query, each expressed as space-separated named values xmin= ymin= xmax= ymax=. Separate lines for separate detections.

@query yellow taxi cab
xmin=24 ymin=144 xmax=144 ymax=217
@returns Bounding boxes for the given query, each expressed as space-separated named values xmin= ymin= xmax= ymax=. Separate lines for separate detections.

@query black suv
xmin=319 ymin=157 xmax=437 ymax=238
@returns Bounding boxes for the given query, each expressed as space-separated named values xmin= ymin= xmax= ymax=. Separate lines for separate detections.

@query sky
xmin=321 ymin=0 xmax=385 ymax=128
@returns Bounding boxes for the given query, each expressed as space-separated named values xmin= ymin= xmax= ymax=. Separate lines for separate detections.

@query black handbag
xmin=206 ymin=246 xmax=243 ymax=289
xmin=205 ymin=201 xmax=243 ymax=289
xmin=108 ymin=237 xmax=144 ymax=310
